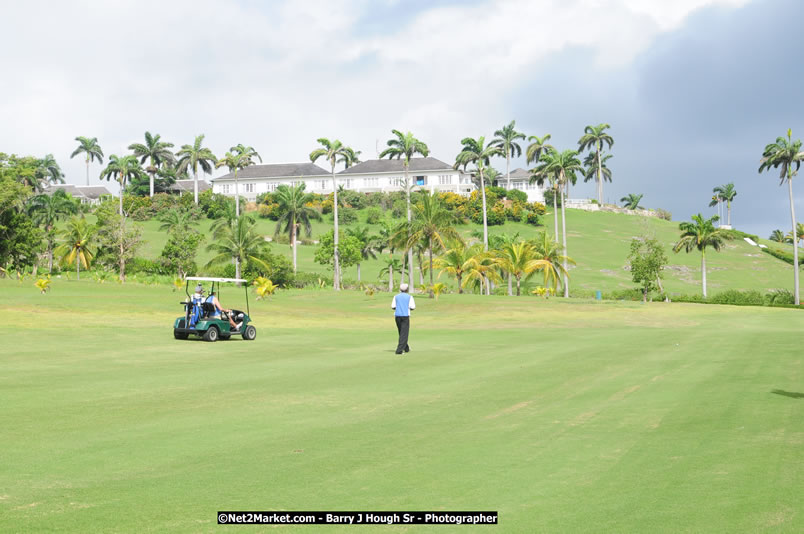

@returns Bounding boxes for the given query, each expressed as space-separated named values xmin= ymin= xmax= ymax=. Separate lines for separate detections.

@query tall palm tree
xmin=273 ymin=183 xmax=320 ymax=273
xmin=769 ymin=229 xmax=788 ymax=243
xmin=526 ymin=134 xmax=554 ymax=167
xmin=176 ymin=134 xmax=217 ymax=205
xmin=205 ymin=215 xmax=270 ymax=280
xmin=496 ymin=241 xmax=548 ymax=296
xmin=216 ymin=144 xmax=261 ymax=218
xmin=55 ymin=216 xmax=96 ymax=280
xmin=577 ymin=123 xmax=614 ymax=204
xmin=70 ymin=136 xmax=104 ymax=186
xmin=531 ymin=148 xmax=582 ymax=297
xmin=434 ymin=240 xmax=475 ymax=294
xmin=583 ymin=152 xmax=611 ymax=198
xmin=346 ymin=226 xmax=379 ymax=283
xmin=129 ymin=132 xmax=176 ymax=198
xmin=673 ymin=213 xmax=726 ymax=298
xmin=27 ymin=190 xmax=78 ymax=272
xmin=379 ymin=130 xmax=430 ymax=289
xmin=620 ymin=193 xmax=644 ymax=210
xmin=100 ymin=155 xmax=144 ymax=216
xmin=310 ymin=138 xmax=356 ymax=291
xmin=454 ymin=136 xmax=502 ymax=252
xmin=490 ymin=120 xmax=526 ymax=190
xmin=759 ymin=129 xmax=804 ymax=305
xmin=37 ymin=154 xmax=66 ymax=189
xmin=712 ymin=183 xmax=737 ymax=226
xmin=708 ymin=193 xmax=723 ymax=221
xmin=403 ymin=191 xmax=462 ymax=297
xmin=530 ymin=231 xmax=573 ymax=295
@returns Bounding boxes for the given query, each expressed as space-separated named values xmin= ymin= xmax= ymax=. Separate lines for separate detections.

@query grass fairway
xmin=1 ymin=280 xmax=802 ymax=532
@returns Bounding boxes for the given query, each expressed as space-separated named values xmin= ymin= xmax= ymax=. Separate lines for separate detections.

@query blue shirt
xmin=392 ymin=293 xmax=416 ymax=317
xmin=205 ymin=295 xmax=221 ymax=317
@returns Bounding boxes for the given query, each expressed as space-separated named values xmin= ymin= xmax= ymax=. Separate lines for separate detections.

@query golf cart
xmin=173 ymin=277 xmax=257 ymax=342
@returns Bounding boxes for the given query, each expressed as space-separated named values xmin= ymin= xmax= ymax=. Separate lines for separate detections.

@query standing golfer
xmin=392 ymin=283 xmax=416 ymax=354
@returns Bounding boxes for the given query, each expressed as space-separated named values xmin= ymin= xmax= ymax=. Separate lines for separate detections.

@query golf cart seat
xmin=200 ymin=302 xmax=216 ymax=318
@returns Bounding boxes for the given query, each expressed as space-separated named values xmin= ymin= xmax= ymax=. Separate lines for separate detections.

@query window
xmin=319 ymin=180 xmax=327 ymax=190
xmin=439 ymin=175 xmax=451 ymax=185
xmin=415 ymin=176 xmax=426 ymax=186
xmin=364 ymin=177 xmax=379 ymax=187
xmin=243 ymin=183 xmax=255 ymax=193
xmin=222 ymin=184 xmax=231 ymax=194
xmin=344 ymin=178 xmax=353 ymax=189
xmin=267 ymin=183 xmax=278 ymax=192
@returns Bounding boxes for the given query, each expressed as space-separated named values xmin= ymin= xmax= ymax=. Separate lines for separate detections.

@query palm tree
xmin=454 ymin=136 xmax=502 ymax=252
xmin=27 ymin=190 xmax=78 ymax=272
xmin=56 ymin=216 xmax=96 ymax=280
xmin=347 ymin=226 xmax=379 ymax=283
xmin=531 ymin=148 xmax=582 ymax=297
xmin=176 ymin=134 xmax=217 ymax=205
xmin=70 ymin=136 xmax=104 ymax=186
xmin=128 ymin=132 xmax=176 ymax=198
xmin=713 ymin=183 xmax=737 ymax=226
xmin=463 ymin=248 xmax=501 ymax=295
xmin=490 ymin=121 xmax=526 ymax=190
xmin=378 ymin=256 xmax=403 ymax=292
xmin=620 ymin=193 xmax=644 ymax=210
xmin=100 ymin=155 xmax=144 ymax=216
xmin=526 ymin=134 xmax=554 ymax=167
xmin=379 ymin=130 xmax=430 ymax=289
xmin=786 ymin=222 xmax=804 ymax=247
xmin=205 ymin=215 xmax=270 ymax=280
xmin=577 ymin=123 xmax=614 ymax=204
xmin=769 ymin=229 xmax=788 ymax=243
xmin=496 ymin=241 xmax=548 ymax=296
xmin=530 ymin=231 xmax=573 ymax=294
xmin=673 ymin=214 xmax=726 ymax=298
xmin=37 ymin=154 xmax=66 ymax=189
xmin=216 ymin=144 xmax=261 ymax=218
xmin=273 ymin=183 xmax=320 ymax=273
xmin=403 ymin=191 xmax=462 ymax=297
xmin=158 ymin=208 xmax=197 ymax=234
xmin=434 ymin=241 xmax=475 ymax=294
xmin=583 ymin=152 xmax=611 ymax=198
xmin=759 ymin=129 xmax=804 ymax=305
xmin=708 ymin=193 xmax=723 ymax=221
xmin=488 ymin=232 xmax=521 ymax=296
xmin=311 ymin=138 xmax=360 ymax=291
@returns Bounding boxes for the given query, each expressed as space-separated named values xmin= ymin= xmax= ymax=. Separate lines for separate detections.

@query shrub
xmin=321 ymin=197 xmax=334 ymax=214
xmin=340 ymin=190 xmax=366 ymax=209
xmin=291 ymin=271 xmax=325 ymax=289
xmin=391 ymin=200 xmax=406 ymax=219
xmin=122 ymin=195 xmax=153 ymax=220
xmin=199 ymin=190 xmax=235 ymax=219
xmin=543 ymin=190 xmax=561 ymax=208
xmin=606 ymin=288 xmax=645 ymax=301
xmin=655 ymin=208 xmax=672 ymax=221
xmin=365 ymin=207 xmax=383 ymax=224
xmin=530 ymin=202 xmax=547 ymax=215
xmin=708 ymin=289 xmax=764 ymax=306
xmin=720 ymin=228 xmax=760 ymax=243
xmin=258 ymin=202 xmax=281 ymax=220
xmin=761 ymin=247 xmax=804 ymax=266
xmin=765 ymin=289 xmax=795 ymax=306
xmin=523 ymin=211 xmax=540 ymax=226
xmin=487 ymin=185 xmax=507 ymax=198
xmin=505 ymin=189 xmax=528 ymax=203
xmin=127 ymin=257 xmax=170 ymax=275
xmin=337 ymin=207 xmax=358 ymax=224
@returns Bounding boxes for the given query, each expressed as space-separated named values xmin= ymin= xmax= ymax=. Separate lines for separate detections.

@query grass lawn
xmin=1 ymin=280 xmax=801 ymax=532
xmin=98 ymin=207 xmax=800 ymax=297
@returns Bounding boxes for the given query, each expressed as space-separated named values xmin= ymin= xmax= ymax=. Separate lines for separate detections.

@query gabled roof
xmin=213 ymin=163 xmax=330 ymax=182
xmin=169 ymin=179 xmax=211 ymax=192
xmin=47 ymin=184 xmax=112 ymax=199
xmin=48 ymin=184 xmax=84 ymax=197
xmin=508 ymin=168 xmax=531 ymax=179
xmin=337 ymin=157 xmax=455 ymax=175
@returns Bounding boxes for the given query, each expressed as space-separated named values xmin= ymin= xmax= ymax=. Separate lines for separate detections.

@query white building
xmin=210 ymin=158 xmax=548 ymax=203
xmin=47 ymin=184 xmax=112 ymax=205
xmin=497 ymin=168 xmax=547 ymax=203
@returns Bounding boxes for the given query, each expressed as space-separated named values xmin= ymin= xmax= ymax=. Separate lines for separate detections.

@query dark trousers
xmin=395 ymin=316 xmax=410 ymax=354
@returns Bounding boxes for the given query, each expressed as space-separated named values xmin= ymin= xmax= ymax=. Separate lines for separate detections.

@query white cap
xmin=400 ymin=283 xmax=409 ymax=292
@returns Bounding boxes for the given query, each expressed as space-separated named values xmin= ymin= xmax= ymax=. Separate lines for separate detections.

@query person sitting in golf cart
xmin=206 ymin=290 xmax=241 ymax=331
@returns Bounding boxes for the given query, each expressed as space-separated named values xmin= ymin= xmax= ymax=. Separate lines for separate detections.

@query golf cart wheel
xmin=174 ymin=319 xmax=189 ymax=340
xmin=243 ymin=325 xmax=257 ymax=341
xmin=203 ymin=326 xmax=219 ymax=342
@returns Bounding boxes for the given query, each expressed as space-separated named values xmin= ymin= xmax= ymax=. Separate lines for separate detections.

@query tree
xmin=488 ymin=232 xmax=521 ymax=296
xmin=628 ymin=238 xmax=668 ymax=302
xmin=379 ymin=130 xmax=430 ymax=289
xmin=786 ymin=222 xmax=804 ymax=247
xmin=310 ymin=138 xmax=357 ymax=291
xmin=56 ymin=216 xmax=96 ymax=280
xmin=490 ymin=120 xmax=526 ymax=190
xmin=346 ymin=226 xmax=379 ymax=283
xmin=577 ymin=123 xmax=614 ymax=204
xmin=673 ymin=213 xmax=727 ymax=298
xmin=378 ymin=256 xmax=403 ymax=292
xmin=712 ymin=183 xmax=737 ymax=226
xmin=176 ymin=134 xmax=217 ymax=205
xmin=620 ymin=193 xmax=644 ymax=210
xmin=496 ymin=241 xmax=548 ymax=296
xmin=27 ymin=189 xmax=79 ymax=272
xmin=454 ymin=136 xmax=502 ymax=252
xmin=70 ymin=136 xmax=104 ymax=186
xmin=530 ymin=231 xmax=573 ymax=295
xmin=36 ymin=154 xmax=66 ymax=190
xmin=403 ymin=191 xmax=461 ymax=297
xmin=434 ymin=241 xmax=475 ymax=294
xmin=769 ymin=229 xmax=788 ymax=243
xmin=129 ymin=132 xmax=176 ymax=198
xmin=159 ymin=209 xmax=204 ymax=279
xmin=526 ymin=134 xmax=554 ymax=167
xmin=273 ymin=183 xmax=320 ymax=273
xmin=758 ymin=129 xmax=804 ymax=305
xmin=583 ymin=152 xmax=611 ymax=197
xmin=205 ymin=215 xmax=271 ymax=280
xmin=100 ymin=155 xmax=144 ymax=216
xmin=463 ymin=248 xmax=501 ymax=295
xmin=228 ymin=144 xmax=262 ymax=217
xmin=531 ymin=148 xmax=582 ymax=297
xmin=315 ymin=230 xmax=362 ymax=286
xmin=95 ymin=213 xmax=143 ymax=281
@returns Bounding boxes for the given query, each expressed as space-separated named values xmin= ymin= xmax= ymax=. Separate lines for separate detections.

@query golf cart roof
xmin=186 ymin=277 xmax=248 ymax=284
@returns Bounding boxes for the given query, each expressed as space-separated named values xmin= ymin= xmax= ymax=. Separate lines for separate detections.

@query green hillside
xmin=122 ymin=207 xmax=797 ymax=297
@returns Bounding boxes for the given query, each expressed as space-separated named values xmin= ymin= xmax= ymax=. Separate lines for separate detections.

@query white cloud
xmin=0 ymin=0 xmax=752 ymax=190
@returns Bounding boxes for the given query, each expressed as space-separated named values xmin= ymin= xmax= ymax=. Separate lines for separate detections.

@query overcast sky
xmin=2 ymin=0 xmax=802 ymax=238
